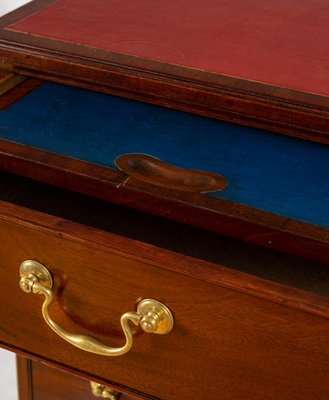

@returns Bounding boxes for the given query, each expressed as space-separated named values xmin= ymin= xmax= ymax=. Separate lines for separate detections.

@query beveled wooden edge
xmin=1 ymin=198 xmax=329 ymax=321
xmin=16 ymin=357 xmax=148 ymax=400
xmin=0 ymin=1 xmax=329 ymax=144
xmin=2 ymin=343 xmax=150 ymax=400
xmin=0 ymin=139 xmax=126 ymax=185
xmin=0 ymin=139 xmax=328 ymax=266
xmin=16 ymin=355 xmax=33 ymax=400
xmin=0 ymin=76 xmax=43 ymax=110
xmin=0 ymin=0 xmax=327 ymax=108
xmin=0 ymin=70 xmax=13 ymax=81
xmin=0 ymin=71 xmax=25 ymax=95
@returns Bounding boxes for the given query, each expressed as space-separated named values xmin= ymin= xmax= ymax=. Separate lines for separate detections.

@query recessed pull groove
xmin=115 ymin=153 xmax=228 ymax=193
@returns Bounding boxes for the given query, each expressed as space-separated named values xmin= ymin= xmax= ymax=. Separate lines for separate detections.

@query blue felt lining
xmin=1 ymin=82 xmax=328 ymax=227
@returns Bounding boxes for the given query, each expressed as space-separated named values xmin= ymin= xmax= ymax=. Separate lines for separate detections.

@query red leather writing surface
xmin=7 ymin=0 xmax=329 ymax=96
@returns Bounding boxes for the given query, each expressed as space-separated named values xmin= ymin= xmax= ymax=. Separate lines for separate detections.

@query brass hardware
xmin=90 ymin=382 xmax=118 ymax=399
xmin=137 ymin=298 xmax=173 ymax=334
xmin=19 ymin=260 xmax=174 ymax=357
xmin=19 ymin=260 xmax=53 ymax=293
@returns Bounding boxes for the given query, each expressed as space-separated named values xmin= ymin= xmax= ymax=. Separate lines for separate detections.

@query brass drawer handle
xmin=19 ymin=260 xmax=174 ymax=357
xmin=90 ymin=381 xmax=117 ymax=399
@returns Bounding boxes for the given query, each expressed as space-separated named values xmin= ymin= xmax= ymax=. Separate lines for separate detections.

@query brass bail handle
xmin=90 ymin=381 xmax=118 ymax=399
xmin=19 ymin=260 xmax=174 ymax=357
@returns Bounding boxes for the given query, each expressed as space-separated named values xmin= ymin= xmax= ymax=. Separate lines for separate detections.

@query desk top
xmin=7 ymin=0 xmax=329 ymax=97
xmin=0 ymin=0 xmax=329 ymax=143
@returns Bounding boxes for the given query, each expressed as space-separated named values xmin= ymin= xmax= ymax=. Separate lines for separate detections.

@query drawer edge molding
xmin=1 ymin=199 xmax=329 ymax=321
xmin=0 ymin=140 xmax=328 ymax=266
xmin=11 ymin=347 xmax=157 ymax=400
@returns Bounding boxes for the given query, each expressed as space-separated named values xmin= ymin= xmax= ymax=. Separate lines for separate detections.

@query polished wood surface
xmin=0 ymin=1 xmax=329 ymax=144
xmin=0 ymin=77 xmax=42 ymax=110
xmin=1 ymin=4 xmax=328 ymax=397
xmin=1 ymin=79 xmax=328 ymax=267
xmin=1 ymin=140 xmax=328 ymax=266
xmin=16 ymin=356 xmax=139 ymax=400
xmin=0 ymin=71 xmax=42 ymax=110
xmin=115 ymin=153 xmax=228 ymax=193
xmin=1 ymin=171 xmax=329 ymax=305
xmin=0 ymin=71 xmax=25 ymax=95
xmin=1 ymin=191 xmax=329 ymax=399
xmin=16 ymin=357 xmax=33 ymax=400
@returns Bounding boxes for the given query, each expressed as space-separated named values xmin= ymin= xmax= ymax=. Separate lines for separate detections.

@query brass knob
xmin=90 ymin=382 xmax=118 ymax=399
xmin=19 ymin=260 xmax=174 ymax=356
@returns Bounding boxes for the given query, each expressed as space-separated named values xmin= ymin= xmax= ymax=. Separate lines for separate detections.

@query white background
xmin=0 ymin=0 xmax=31 ymax=16
xmin=0 ymin=0 xmax=32 ymax=397
xmin=0 ymin=348 xmax=17 ymax=400
xmin=0 ymin=1 xmax=42 ymax=399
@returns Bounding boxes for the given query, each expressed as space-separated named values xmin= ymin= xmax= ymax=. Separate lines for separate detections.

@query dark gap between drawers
xmin=0 ymin=170 xmax=328 ymax=298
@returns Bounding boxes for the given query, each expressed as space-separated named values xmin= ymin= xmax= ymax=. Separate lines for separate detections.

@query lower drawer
xmin=1 ymin=198 xmax=329 ymax=399
xmin=16 ymin=356 xmax=138 ymax=400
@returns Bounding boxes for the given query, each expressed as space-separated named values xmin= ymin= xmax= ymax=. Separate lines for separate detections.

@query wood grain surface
xmin=1 ymin=171 xmax=329 ymax=303
xmin=16 ymin=356 xmax=140 ymax=400
xmin=0 ymin=70 xmax=42 ymax=110
xmin=0 ymin=141 xmax=328 ymax=266
xmin=16 ymin=357 xmax=33 ymax=400
xmin=0 ymin=199 xmax=329 ymax=399
xmin=0 ymin=77 xmax=42 ymax=110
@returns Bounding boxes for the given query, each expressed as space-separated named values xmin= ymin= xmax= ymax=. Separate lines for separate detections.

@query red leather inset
xmin=8 ymin=0 xmax=329 ymax=96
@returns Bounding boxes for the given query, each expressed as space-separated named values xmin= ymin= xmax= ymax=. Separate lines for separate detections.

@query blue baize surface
xmin=1 ymin=82 xmax=328 ymax=227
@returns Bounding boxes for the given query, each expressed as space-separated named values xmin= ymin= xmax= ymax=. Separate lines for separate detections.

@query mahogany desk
xmin=0 ymin=1 xmax=329 ymax=399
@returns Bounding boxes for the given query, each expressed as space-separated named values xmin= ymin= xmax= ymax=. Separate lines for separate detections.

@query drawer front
xmin=1 ymin=201 xmax=329 ymax=399
xmin=17 ymin=356 xmax=139 ymax=400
